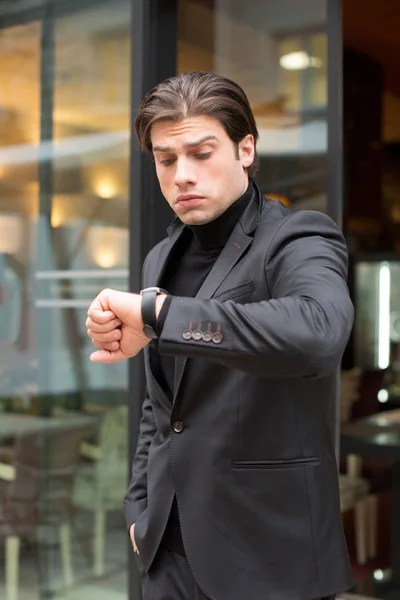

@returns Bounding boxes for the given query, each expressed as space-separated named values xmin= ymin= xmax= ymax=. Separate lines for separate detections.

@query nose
xmin=174 ymin=157 xmax=197 ymax=187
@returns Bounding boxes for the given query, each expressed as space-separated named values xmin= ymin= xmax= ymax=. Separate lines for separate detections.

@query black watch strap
xmin=140 ymin=287 xmax=167 ymax=339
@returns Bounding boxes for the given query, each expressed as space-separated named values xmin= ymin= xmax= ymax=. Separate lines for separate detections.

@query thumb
xmin=90 ymin=348 xmax=127 ymax=363
xmin=130 ymin=524 xmax=139 ymax=554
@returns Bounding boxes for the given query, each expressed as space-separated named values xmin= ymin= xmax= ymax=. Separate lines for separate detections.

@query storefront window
xmin=0 ymin=1 xmax=131 ymax=597
xmin=178 ymin=0 xmax=328 ymax=212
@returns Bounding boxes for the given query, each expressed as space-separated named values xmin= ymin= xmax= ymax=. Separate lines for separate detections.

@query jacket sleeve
xmin=158 ymin=210 xmax=354 ymax=378
xmin=123 ymin=388 xmax=156 ymax=531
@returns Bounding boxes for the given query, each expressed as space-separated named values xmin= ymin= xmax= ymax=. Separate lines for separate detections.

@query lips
xmin=176 ymin=194 xmax=204 ymax=203
xmin=176 ymin=195 xmax=204 ymax=208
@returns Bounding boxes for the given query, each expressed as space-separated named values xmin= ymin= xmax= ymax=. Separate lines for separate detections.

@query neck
xmin=188 ymin=180 xmax=253 ymax=252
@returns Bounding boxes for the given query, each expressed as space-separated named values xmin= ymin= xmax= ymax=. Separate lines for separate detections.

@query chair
xmin=339 ymin=368 xmax=378 ymax=565
xmin=73 ymin=405 xmax=128 ymax=577
xmin=0 ymin=425 xmax=92 ymax=600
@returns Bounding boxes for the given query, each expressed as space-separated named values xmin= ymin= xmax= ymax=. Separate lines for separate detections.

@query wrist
xmin=140 ymin=287 xmax=168 ymax=339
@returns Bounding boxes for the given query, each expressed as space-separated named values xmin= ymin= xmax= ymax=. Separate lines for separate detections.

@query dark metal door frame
xmin=327 ymin=0 xmax=343 ymax=462
xmin=327 ymin=0 xmax=343 ymax=228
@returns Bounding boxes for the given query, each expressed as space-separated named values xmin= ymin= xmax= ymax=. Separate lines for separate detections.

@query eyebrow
xmin=152 ymin=135 xmax=218 ymax=153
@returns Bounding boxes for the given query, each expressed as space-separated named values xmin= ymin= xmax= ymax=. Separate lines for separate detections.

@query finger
xmin=90 ymin=348 xmax=128 ymax=363
xmin=91 ymin=340 xmax=120 ymax=352
xmin=87 ymin=329 xmax=122 ymax=343
xmin=88 ymin=310 xmax=117 ymax=325
xmin=86 ymin=317 xmax=122 ymax=333
xmin=87 ymin=306 xmax=118 ymax=326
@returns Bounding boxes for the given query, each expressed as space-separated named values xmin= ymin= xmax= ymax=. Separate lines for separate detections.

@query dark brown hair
xmin=135 ymin=71 xmax=260 ymax=177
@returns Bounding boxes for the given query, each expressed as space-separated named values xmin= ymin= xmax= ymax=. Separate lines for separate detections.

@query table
xmin=341 ymin=409 xmax=400 ymax=600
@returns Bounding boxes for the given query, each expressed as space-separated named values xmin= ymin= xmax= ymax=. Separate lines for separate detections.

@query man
xmin=86 ymin=72 xmax=354 ymax=600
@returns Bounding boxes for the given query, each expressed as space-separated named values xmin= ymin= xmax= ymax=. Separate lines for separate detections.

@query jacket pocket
xmin=232 ymin=457 xmax=320 ymax=470
xmin=214 ymin=281 xmax=255 ymax=302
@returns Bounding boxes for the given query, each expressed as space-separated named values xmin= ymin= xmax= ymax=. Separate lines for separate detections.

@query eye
xmin=195 ymin=152 xmax=212 ymax=160
xmin=160 ymin=158 xmax=175 ymax=167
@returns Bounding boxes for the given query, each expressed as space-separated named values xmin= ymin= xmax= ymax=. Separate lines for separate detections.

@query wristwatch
xmin=140 ymin=287 xmax=167 ymax=339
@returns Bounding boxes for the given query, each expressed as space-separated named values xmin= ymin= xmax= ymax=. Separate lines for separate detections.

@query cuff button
xmin=202 ymin=331 xmax=212 ymax=342
xmin=212 ymin=332 xmax=223 ymax=344
xmin=182 ymin=330 xmax=192 ymax=340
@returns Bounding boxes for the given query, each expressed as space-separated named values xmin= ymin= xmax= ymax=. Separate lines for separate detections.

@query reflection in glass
xmin=355 ymin=260 xmax=400 ymax=402
xmin=178 ymin=0 xmax=328 ymax=212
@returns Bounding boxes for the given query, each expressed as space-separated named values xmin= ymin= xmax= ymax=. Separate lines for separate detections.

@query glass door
xmin=0 ymin=1 xmax=131 ymax=598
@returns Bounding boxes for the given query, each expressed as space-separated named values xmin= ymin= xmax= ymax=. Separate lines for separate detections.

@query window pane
xmin=0 ymin=2 xmax=131 ymax=598
xmin=178 ymin=0 xmax=328 ymax=212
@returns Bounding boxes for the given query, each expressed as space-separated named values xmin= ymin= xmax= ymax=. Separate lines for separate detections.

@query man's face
xmin=151 ymin=115 xmax=255 ymax=225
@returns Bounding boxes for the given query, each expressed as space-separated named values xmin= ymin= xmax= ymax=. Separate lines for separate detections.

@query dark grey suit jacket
xmin=123 ymin=184 xmax=354 ymax=600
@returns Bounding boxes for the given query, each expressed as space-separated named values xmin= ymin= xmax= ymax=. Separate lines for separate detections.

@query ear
xmin=239 ymin=134 xmax=255 ymax=169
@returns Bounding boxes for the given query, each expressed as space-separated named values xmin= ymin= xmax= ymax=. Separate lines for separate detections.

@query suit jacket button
xmin=182 ymin=330 xmax=192 ymax=340
xmin=173 ymin=421 xmax=184 ymax=433
xmin=212 ymin=332 xmax=223 ymax=344
xmin=192 ymin=330 xmax=202 ymax=341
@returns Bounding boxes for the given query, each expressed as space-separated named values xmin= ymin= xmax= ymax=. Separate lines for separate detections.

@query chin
xmin=181 ymin=213 xmax=214 ymax=226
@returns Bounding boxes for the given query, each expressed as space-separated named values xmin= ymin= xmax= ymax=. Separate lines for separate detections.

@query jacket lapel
xmin=145 ymin=223 xmax=186 ymax=413
xmin=145 ymin=222 xmax=183 ymax=291
xmin=173 ymin=184 xmax=263 ymax=400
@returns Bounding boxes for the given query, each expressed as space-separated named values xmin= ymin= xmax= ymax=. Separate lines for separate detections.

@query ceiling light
xmin=95 ymin=179 xmax=116 ymax=200
xmin=377 ymin=389 xmax=389 ymax=403
xmin=86 ymin=225 xmax=128 ymax=269
xmin=279 ymin=51 xmax=322 ymax=71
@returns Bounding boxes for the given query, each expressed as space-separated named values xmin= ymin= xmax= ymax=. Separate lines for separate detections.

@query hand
xmin=130 ymin=523 xmax=139 ymax=554
xmin=86 ymin=289 xmax=167 ymax=363
xmin=86 ymin=289 xmax=147 ymax=363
